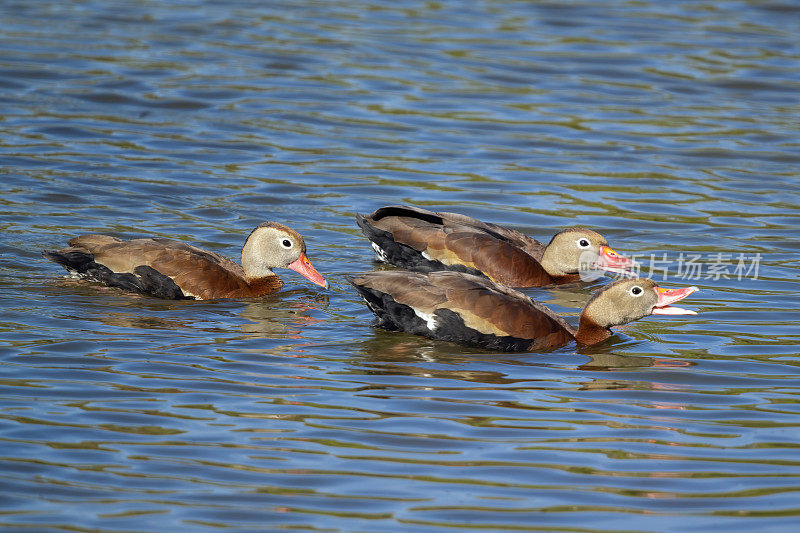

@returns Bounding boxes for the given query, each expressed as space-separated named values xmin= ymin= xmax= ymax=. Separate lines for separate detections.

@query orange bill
xmin=287 ymin=253 xmax=329 ymax=289
xmin=595 ymin=245 xmax=635 ymax=274
xmin=651 ymin=285 xmax=698 ymax=315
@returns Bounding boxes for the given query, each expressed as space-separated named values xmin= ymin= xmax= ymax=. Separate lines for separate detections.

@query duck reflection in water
xmin=238 ymin=288 xmax=329 ymax=340
xmin=46 ymin=282 xmax=329 ymax=343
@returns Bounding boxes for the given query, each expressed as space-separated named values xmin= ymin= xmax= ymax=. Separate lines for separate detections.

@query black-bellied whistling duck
xmin=351 ymin=272 xmax=697 ymax=351
xmin=43 ymin=222 xmax=328 ymax=300
xmin=356 ymin=205 xmax=634 ymax=287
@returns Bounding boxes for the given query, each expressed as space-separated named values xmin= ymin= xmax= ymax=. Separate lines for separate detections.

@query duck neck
xmin=575 ymin=314 xmax=613 ymax=345
xmin=539 ymin=246 xmax=565 ymax=278
xmin=246 ymin=275 xmax=284 ymax=296
xmin=241 ymin=240 xmax=276 ymax=281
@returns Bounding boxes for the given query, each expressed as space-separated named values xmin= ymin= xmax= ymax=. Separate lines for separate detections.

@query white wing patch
xmin=359 ymin=292 xmax=437 ymax=332
xmin=413 ymin=309 xmax=438 ymax=332
xmin=371 ymin=242 xmax=390 ymax=263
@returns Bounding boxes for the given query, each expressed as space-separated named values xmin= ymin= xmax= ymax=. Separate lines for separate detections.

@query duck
xmin=350 ymin=272 xmax=697 ymax=351
xmin=356 ymin=205 xmax=633 ymax=287
xmin=43 ymin=222 xmax=328 ymax=300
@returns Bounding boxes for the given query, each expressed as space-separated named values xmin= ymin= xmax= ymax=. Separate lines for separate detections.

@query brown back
xmin=68 ymin=235 xmax=281 ymax=299
xmin=366 ymin=205 xmax=550 ymax=286
xmin=354 ymin=270 xmax=576 ymax=350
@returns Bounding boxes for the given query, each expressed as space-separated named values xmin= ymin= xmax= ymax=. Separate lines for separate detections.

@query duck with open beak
xmin=351 ymin=274 xmax=698 ymax=351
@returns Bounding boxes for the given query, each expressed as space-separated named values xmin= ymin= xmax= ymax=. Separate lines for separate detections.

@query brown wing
xmin=430 ymin=231 xmax=552 ymax=287
xmin=68 ymin=234 xmax=124 ymax=249
xmin=352 ymin=270 xmax=575 ymax=351
xmin=430 ymin=272 xmax=574 ymax=343
xmin=436 ymin=210 xmax=546 ymax=260
xmin=360 ymin=205 xmax=550 ymax=287
xmin=68 ymin=235 xmax=267 ymax=299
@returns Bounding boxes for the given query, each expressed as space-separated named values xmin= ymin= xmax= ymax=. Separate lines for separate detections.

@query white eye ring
xmin=280 ymin=238 xmax=293 ymax=249
xmin=629 ymin=285 xmax=643 ymax=296
xmin=576 ymin=238 xmax=591 ymax=248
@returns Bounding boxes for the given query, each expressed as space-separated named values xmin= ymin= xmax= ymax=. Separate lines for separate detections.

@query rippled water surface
xmin=2 ymin=1 xmax=800 ymax=531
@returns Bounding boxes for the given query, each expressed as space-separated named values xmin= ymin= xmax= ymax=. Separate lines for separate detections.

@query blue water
xmin=2 ymin=1 xmax=800 ymax=531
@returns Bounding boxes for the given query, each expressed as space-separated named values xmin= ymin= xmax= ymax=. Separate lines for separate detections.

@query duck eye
xmin=577 ymin=238 xmax=590 ymax=248
xmin=630 ymin=286 xmax=643 ymax=296
xmin=281 ymin=239 xmax=292 ymax=248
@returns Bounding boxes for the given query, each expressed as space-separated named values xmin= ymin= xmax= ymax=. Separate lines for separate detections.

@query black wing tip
xmin=131 ymin=265 xmax=189 ymax=300
xmin=43 ymin=249 xmax=189 ymax=300
xmin=42 ymin=249 xmax=96 ymax=272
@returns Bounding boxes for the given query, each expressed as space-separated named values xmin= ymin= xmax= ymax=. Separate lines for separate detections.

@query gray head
xmin=582 ymin=277 xmax=698 ymax=328
xmin=540 ymin=227 xmax=631 ymax=277
xmin=242 ymin=222 xmax=327 ymax=288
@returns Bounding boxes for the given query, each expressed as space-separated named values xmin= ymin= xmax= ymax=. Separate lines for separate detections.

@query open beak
xmin=651 ymin=286 xmax=698 ymax=315
xmin=595 ymin=245 xmax=635 ymax=275
xmin=287 ymin=253 xmax=329 ymax=289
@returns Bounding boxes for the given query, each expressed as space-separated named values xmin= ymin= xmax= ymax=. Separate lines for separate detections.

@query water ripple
xmin=2 ymin=0 xmax=800 ymax=531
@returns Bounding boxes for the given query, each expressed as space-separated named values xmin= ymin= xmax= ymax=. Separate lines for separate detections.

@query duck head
xmin=575 ymin=277 xmax=698 ymax=344
xmin=241 ymin=222 xmax=328 ymax=288
xmin=539 ymin=227 xmax=633 ymax=279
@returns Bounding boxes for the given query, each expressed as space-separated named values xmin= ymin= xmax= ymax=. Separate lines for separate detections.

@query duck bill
xmin=595 ymin=245 xmax=635 ymax=275
xmin=287 ymin=253 xmax=329 ymax=289
xmin=651 ymin=286 xmax=698 ymax=315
